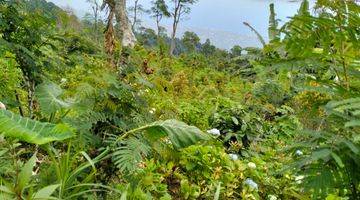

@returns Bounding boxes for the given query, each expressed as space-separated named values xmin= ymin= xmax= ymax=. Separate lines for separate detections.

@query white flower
xmin=149 ymin=108 xmax=156 ymax=114
xmin=163 ymin=138 xmax=172 ymax=144
xmin=287 ymin=72 xmax=292 ymax=79
xmin=228 ymin=154 xmax=239 ymax=161
xmin=245 ymin=178 xmax=258 ymax=190
xmin=295 ymin=175 xmax=305 ymax=184
xmin=295 ymin=150 xmax=303 ymax=156
xmin=207 ymin=128 xmax=220 ymax=136
xmin=60 ymin=78 xmax=67 ymax=83
xmin=268 ymin=195 xmax=277 ymax=200
xmin=0 ymin=102 xmax=6 ymax=110
xmin=247 ymin=162 xmax=256 ymax=169
xmin=308 ymin=75 xmax=316 ymax=80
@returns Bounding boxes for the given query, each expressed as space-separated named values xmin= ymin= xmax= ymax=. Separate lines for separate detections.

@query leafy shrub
xmin=178 ymin=101 xmax=209 ymax=129
xmin=252 ymin=80 xmax=287 ymax=106
xmin=286 ymin=98 xmax=360 ymax=199
xmin=0 ymin=56 xmax=22 ymax=106
xmin=179 ymin=145 xmax=242 ymax=199
xmin=291 ymin=90 xmax=330 ymax=129
xmin=171 ymin=71 xmax=190 ymax=93
xmin=209 ymin=104 xmax=267 ymax=151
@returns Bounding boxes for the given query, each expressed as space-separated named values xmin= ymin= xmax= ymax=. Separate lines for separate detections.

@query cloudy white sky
xmin=48 ymin=0 xmax=315 ymax=48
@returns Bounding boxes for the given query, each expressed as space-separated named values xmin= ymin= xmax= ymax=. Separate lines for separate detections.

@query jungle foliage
xmin=0 ymin=0 xmax=359 ymax=199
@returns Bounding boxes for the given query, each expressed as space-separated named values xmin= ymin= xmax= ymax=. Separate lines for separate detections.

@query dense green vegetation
xmin=0 ymin=0 xmax=359 ymax=199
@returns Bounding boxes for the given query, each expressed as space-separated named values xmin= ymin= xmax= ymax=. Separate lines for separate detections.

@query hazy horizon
xmin=48 ymin=0 xmax=315 ymax=48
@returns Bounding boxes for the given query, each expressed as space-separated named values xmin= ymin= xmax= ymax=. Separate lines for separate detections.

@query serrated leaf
xmin=0 ymin=110 xmax=74 ymax=145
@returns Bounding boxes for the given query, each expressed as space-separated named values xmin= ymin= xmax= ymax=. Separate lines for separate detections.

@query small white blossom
xmin=60 ymin=78 xmax=67 ymax=83
xmin=163 ymin=138 xmax=172 ymax=144
xmin=245 ymin=178 xmax=258 ymax=190
xmin=207 ymin=128 xmax=220 ymax=136
xmin=295 ymin=150 xmax=303 ymax=156
xmin=295 ymin=175 xmax=305 ymax=184
xmin=149 ymin=108 xmax=156 ymax=114
xmin=268 ymin=195 xmax=277 ymax=200
xmin=308 ymin=75 xmax=316 ymax=80
xmin=229 ymin=153 xmax=239 ymax=161
xmin=287 ymin=72 xmax=292 ymax=79
xmin=247 ymin=162 xmax=257 ymax=169
xmin=0 ymin=102 xmax=6 ymax=110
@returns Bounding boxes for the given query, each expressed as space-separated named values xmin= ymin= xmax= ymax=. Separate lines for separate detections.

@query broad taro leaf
xmin=35 ymin=82 xmax=73 ymax=115
xmin=0 ymin=110 xmax=74 ymax=145
xmin=143 ymin=119 xmax=210 ymax=149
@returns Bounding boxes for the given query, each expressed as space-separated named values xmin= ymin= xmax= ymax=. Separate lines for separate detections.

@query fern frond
xmin=304 ymin=167 xmax=339 ymax=199
xmin=111 ymin=135 xmax=151 ymax=173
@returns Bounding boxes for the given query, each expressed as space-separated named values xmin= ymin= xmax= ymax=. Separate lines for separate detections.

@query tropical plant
xmin=43 ymin=144 xmax=114 ymax=199
xmin=281 ymin=0 xmax=360 ymax=90
xmin=0 ymin=110 xmax=74 ymax=145
xmin=286 ymin=98 xmax=360 ymax=199
xmin=108 ymin=119 xmax=210 ymax=173
xmin=0 ymin=154 xmax=61 ymax=200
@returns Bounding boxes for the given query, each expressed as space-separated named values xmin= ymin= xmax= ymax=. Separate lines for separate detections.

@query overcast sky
xmin=48 ymin=0 xmax=315 ymax=48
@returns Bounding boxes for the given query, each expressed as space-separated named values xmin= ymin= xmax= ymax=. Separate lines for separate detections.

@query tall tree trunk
xmin=132 ymin=0 xmax=139 ymax=31
xmin=115 ymin=0 xmax=137 ymax=47
xmin=169 ymin=23 xmax=177 ymax=55
xmin=156 ymin=15 xmax=163 ymax=37
xmin=169 ymin=1 xmax=181 ymax=55
xmin=104 ymin=0 xmax=116 ymax=67
xmin=156 ymin=17 xmax=164 ymax=55
xmin=268 ymin=3 xmax=279 ymax=43
xmin=92 ymin=2 xmax=99 ymax=42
